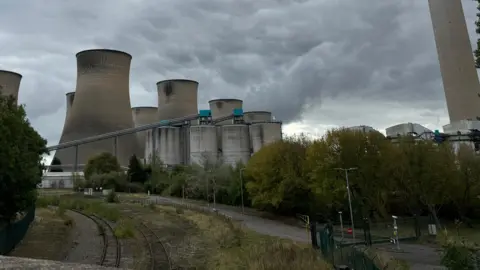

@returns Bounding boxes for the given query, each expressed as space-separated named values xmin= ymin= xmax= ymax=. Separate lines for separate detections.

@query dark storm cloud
xmin=0 ymin=0 xmax=477 ymax=145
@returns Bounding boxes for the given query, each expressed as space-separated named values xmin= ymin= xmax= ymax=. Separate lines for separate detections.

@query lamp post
xmin=240 ymin=168 xmax=245 ymax=214
xmin=334 ymin=167 xmax=358 ymax=242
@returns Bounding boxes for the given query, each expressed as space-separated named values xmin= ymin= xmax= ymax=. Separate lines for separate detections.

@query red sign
xmin=347 ymin=228 xmax=353 ymax=234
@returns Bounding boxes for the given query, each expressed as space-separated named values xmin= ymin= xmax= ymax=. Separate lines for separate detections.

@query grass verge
xmin=160 ymin=205 xmax=331 ymax=270
xmin=8 ymin=208 xmax=74 ymax=261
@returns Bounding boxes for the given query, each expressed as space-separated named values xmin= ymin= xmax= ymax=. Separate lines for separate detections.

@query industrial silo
xmin=221 ymin=124 xmax=250 ymax=166
xmin=132 ymin=106 xmax=158 ymax=159
xmin=189 ymin=125 xmax=218 ymax=166
xmin=0 ymin=70 xmax=22 ymax=104
xmin=54 ymin=49 xmax=138 ymax=169
xmin=151 ymin=127 xmax=182 ymax=165
xmin=243 ymin=111 xmax=272 ymax=123
xmin=250 ymin=122 xmax=283 ymax=154
xmin=157 ymin=79 xmax=198 ymax=120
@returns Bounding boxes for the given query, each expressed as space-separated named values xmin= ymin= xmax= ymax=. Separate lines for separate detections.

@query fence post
xmin=310 ymin=217 xmax=319 ymax=249
xmin=414 ymin=214 xmax=421 ymax=239
xmin=363 ymin=218 xmax=372 ymax=246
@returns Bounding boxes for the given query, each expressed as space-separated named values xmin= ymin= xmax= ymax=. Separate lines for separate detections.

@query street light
xmin=334 ymin=167 xmax=358 ymax=242
xmin=240 ymin=168 xmax=245 ymax=214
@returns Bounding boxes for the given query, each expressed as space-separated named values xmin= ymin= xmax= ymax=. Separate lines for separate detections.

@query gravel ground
xmin=63 ymin=210 xmax=103 ymax=265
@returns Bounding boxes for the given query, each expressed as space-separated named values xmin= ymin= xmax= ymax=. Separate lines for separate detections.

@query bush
xmin=88 ymin=172 xmax=128 ymax=191
xmin=114 ymin=219 xmax=135 ymax=238
xmin=441 ymin=241 xmax=478 ymax=270
xmin=84 ymin=152 xmax=121 ymax=180
xmin=106 ymin=190 xmax=119 ymax=203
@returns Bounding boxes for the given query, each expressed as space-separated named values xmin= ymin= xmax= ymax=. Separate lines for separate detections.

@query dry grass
xmin=9 ymin=208 xmax=74 ymax=261
xmin=172 ymin=206 xmax=331 ymax=270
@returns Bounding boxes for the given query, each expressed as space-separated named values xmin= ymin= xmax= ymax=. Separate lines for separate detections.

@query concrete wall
xmin=145 ymin=127 xmax=182 ymax=165
xmin=221 ymin=124 xmax=250 ymax=166
xmin=54 ymin=49 xmax=138 ymax=169
xmin=0 ymin=70 xmax=22 ymax=104
xmin=189 ymin=125 xmax=218 ymax=166
xmin=428 ymin=0 xmax=480 ymax=122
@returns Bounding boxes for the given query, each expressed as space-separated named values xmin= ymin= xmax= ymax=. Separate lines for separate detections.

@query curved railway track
xmin=121 ymin=209 xmax=172 ymax=270
xmin=70 ymin=209 xmax=122 ymax=268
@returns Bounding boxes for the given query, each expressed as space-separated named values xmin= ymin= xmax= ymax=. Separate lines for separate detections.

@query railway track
xmin=119 ymin=208 xmax=172 ymax=270
xmin=70 ymin=209 xmax=122 ymax=268
xmin=136 ymin=220 xmax=172 ymax=270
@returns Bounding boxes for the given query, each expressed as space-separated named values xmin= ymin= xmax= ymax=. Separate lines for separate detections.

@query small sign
xmin=347 ymin=228 xmax=353 ymax=234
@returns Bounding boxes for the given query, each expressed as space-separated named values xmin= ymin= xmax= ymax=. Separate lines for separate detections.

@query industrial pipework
xmin=53 ymin=49 xmax=138 ymax=169
xmin=0 ymin=70 xmax=22 ymax=104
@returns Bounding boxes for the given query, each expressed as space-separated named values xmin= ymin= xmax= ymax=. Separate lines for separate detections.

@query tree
xmin=50 ymin=157 xmax=63 ymax=172
xmin=245 ymin=135 xmax=313 ymax=216
xmin=0 ymin=95 xmax=47 ymax=222
xmin=306 ymin=129 xmax=394 ymax=220
xmin=127 ymin=154 xmax=147 ymax=184
xmin=474 ymin=0 xmax=480 ymax=68
xmin=450 ymin=144 xmax=480 ymax=225
xmin=83 ymin=152 xmax=121 ymax=180
xmin=387 ymin=138 xmax=457 ymax=228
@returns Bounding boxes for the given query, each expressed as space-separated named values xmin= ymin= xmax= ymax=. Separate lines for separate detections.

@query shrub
xmin=106 ymin=190 xmax=119 ymax=203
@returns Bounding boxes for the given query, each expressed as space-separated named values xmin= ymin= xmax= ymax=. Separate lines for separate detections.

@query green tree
xmin=474 ymin=0 xmax=480 ymax=68
xmin=245 ymin=135 xmax=313 ymax=215
xmin=388 ymin=137 xmax=457 ymax=228
xmin=451 ymin=144 xmax=480 ymax=225
xmin=127 ymin=154 xmax=146 ymax=183
xmin=83 ymin=152 xmax=121 ymax=180
xmin=307 ymin=129 xmax=394 ymax=220
xmin=0 ymin=95 xmax=47 ymax=222
xmin=50 ymin=157 xmax=63 ymax=172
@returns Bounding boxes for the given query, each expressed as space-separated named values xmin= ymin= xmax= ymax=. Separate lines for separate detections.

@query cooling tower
xmin=65 ymin=92 xmax=75 ymax=119
xmin=190 ymin=125 xmax=218 ymax=166
xmin=132 ymin=106 xmax=158 ymax=159
xmin=157 ymin=79 xmax=198 ymax=121
xmin=209 ymin=99 xmax=243 ymax=124
xmin=244 ymin=111 xmax=272 ymax=123
xmin=428 ymin=0 xmax=480 ymax=122
xmin=221 ymin=124 xmax=250 ymax=166
xmin=0 ymin=70 xmax=22 ymax=104
xmin=250 ymin=122 xmax=282 ymax=154
xmin=53 ymin=49 xmax=138 ymax=169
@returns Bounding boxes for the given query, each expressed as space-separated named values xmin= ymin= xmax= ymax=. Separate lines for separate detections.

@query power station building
xmin=46 ymin=50 xmax=282 ymax=170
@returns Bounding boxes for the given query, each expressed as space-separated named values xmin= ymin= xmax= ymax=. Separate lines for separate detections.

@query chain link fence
xmin=0 ymin=207 xmax=36 ymax=255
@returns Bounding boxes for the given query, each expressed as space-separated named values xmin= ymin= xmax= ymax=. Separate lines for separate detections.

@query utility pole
xmin=240 ymin=168 xmax=245 ymax=214
xmin=334 ymin=167 xmax=358 ymax=242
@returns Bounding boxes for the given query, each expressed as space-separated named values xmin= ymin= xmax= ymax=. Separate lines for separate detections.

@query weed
xmin=114 ymin=219 xmax=135 ymax=239
xmin=106 ymin=190 xmax=119 ymax=203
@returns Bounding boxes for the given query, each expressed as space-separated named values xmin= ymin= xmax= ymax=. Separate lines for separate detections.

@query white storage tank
xmin=244 ymin=111 xmax=272 ymax=123
xmin=189 ymin=125 xmax=218 ymax=166
xmin=250 ymin=122 xmax=283 ymax=154
xmin=221 ymin=125 xmax=251 ymax=166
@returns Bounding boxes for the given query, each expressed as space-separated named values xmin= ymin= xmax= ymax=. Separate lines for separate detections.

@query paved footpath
xmin=147 ymin=196 xmax=310 ymax=243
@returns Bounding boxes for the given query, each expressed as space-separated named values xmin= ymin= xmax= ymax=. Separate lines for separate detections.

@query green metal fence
xmin=0 ymin=207 xmax=35 ymax=255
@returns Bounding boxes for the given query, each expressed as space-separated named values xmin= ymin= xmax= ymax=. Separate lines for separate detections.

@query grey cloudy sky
xmin=0 ymin=0 xmax=478 ymax=144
